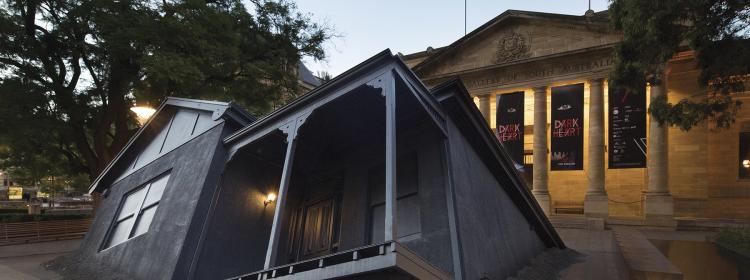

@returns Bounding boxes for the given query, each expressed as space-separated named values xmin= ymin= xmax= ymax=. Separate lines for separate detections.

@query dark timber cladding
xmin=72 ymin=98 xmax=252 ymax=280
xmin=218 ymin=50 xmax=562 ymax=280
xmin=71 ymin=49 xmax=563 ymax=280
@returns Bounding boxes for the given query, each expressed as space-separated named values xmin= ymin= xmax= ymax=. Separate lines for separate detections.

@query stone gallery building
xmin=402 ymin=9 xmax=750 ymax=222
xmin=68 ymin=50 xmax=563 ymax=280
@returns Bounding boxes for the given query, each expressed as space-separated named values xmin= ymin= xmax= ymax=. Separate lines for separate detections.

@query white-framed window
xmin=103 ymin=173 xmax=170 ymax=249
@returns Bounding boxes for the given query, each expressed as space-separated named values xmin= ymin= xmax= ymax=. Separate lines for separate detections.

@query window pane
xmin=398 ymin=195 xmax=421 ymax=238
xmin=132 ymin=205 xmax=158 ymax=238
xmin=107 ymin=217 xmax=134 ymax=248
xmin=143 ymin=175 xmax=169 ymax=206
xmin=118 ymin=188 xmax=147 ymax=220
xmin=369 ymin=195 xmax=421 ymax=244
xmin=368 ymin=153 xmax=419 ymax=205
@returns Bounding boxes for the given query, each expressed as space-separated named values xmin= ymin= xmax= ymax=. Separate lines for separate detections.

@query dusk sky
xmin=295 ymin=0 xmax=611 ymax=76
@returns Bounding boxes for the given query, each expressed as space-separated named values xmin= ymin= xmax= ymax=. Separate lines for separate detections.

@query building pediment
xmin=413 ymin=10 xmax=621 ymax=78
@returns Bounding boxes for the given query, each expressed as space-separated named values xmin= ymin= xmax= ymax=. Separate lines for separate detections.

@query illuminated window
xmin=8 ymin=187 xmax=22 ymax=200
xmin=104 ymin=173 xmax=170 ymax=249
xmin=740 ymin=123 xmax=750 ymax=179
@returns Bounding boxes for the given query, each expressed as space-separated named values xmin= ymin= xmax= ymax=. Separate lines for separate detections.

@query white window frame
xmin=102 ymin=173 xmax=170 ymax=250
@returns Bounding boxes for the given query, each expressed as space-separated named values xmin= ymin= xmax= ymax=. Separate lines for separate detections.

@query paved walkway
xmin=557 ymin=228 xmax=630 ymax=280
xmin=0 ymin=239 xmax=80 ymax=280
xmin=0 ymin=230 xmax=711 ymax=280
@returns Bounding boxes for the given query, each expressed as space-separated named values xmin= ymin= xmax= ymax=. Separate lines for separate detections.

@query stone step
xmin=612 ymin=227 xmax=682 ymax=280
xmin=549 ymin=215 xmax=587 ymax=229
xmin=675 ymin=217 xmax=750 ymax=231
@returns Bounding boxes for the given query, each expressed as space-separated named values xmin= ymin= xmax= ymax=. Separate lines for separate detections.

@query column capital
xmin=477 ymin=93 xmax=491 ymax=123
xmin=532 ymin=85 xmax=548 ymax=93
xmin=588 ymin=77 xmax=606 ymax=86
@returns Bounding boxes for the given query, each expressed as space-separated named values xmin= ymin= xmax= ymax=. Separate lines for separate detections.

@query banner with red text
xmin=496 ymin=91 xmax=525 ymax=168
xmin=551 ymin=84 xmax=584 ymax=170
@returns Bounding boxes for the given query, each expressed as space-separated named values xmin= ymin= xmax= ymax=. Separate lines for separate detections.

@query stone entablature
xmin=421 ymin=47 xmax=615 ymax=94
xmin=414 ymin=14 xmax=620 ymax=79
xmin=463 ymin=49 xmax=613 ymax=92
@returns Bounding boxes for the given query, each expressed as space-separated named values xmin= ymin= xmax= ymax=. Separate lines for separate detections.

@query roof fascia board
xmin=224 ymin=50 xmax=394 ymax=145
xmin=225 ymin=63 xmax=396 ymax=159
xmin=431 ymin=80 xmax=565 ymax=248
xmin=88 ymin=100 xmax=171 ymax=193
xmin=213 ymin=103 xmax=256 ymax=126
xmin=165 ymin=97 xmax=232 ymax=107
xmin=88 ymin=97 xmax=244 ymax=193
xmin=391 ymin=63 xmax=449 ymax=136
xmin=225 ymin=54 xmax=458 ymax=157
xmin=165 ymin=98 xmax=255 ymax=125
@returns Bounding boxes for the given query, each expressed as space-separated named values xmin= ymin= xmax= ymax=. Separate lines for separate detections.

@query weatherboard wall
xmin=446 ymin=119 xmax=546 ymax=280
xmin=74 ymin=123 xmax=228 ymax=280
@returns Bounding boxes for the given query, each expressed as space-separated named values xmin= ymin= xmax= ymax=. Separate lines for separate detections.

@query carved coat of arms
xmin=495 ymin=32 xmax=531 ymax=64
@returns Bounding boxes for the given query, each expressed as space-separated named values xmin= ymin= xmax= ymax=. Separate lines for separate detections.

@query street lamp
xmin=130 ymin=106 xmax=156 ymax=125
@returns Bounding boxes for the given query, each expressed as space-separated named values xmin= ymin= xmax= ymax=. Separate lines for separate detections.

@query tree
xmin=1 ymin=144 xmax=90 ymax=193
xmin=609 ymin=0 xmax=749 ymax=131
xmin=0 ymin=0 xmax=330 ymax=181
xmin=316 ymin=70 xmax=332 ymax=82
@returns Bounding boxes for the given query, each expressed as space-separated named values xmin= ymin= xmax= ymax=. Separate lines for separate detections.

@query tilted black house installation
xmin=73 ymin=50 xmax=564 ymax=280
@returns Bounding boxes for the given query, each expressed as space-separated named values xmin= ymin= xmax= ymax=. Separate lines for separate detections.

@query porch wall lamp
xmin=743 ymin=159 xmax=750 ymax=168
xmin=264 ymin=193 xmax=277 ymax=206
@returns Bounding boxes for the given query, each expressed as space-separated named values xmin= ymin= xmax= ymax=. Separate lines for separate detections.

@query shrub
xmin=0 ymin=209 xmax=27 ymax=214
xmin=715 ymin=228 xmax=750 ymax=257
xmin=0 ymin=213 xmax=91 ymax=223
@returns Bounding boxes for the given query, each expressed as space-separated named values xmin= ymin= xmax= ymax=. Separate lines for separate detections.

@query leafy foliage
xmin=609 ymin=0 xmax=749 ymax=131
xmin=0 ymin=0 xmax=329 ymax=182
xmin=716 ymin=228 xmax=750 ymax=256
xmin=0 ymin=213 xmax=91 ymax=223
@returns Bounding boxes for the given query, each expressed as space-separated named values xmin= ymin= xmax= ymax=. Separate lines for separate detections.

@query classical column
xmin=644 ymin=75 xmax=673 ymax=222
xmin=532 ymin=86 xmax=551 ymax=214
xmin=478 ymin=94 xmax=491 ymax=124
xmin=584 ymin=78 xmax=608 ymax=218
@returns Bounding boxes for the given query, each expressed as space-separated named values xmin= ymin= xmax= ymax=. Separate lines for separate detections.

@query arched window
xmin=739 ymin=121 xmax=750 ymax=179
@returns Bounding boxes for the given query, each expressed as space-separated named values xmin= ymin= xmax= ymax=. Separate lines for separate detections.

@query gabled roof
xmin=412 ymin=9 xmax=609 ymax=73
xmin=225 ymin=49 xmax=446 ymax=148
xmin=297 ymin=63 xmax=321 ymax=87
xmin=430 ymin=78 xmax=564 ymax=249
xmin=89 ymin=97 xmax=254 ymax=193
xmin=224 ymin=49 xmax=563 ymax=249
xmin=224 ymin=49 xmax=395 ymax=145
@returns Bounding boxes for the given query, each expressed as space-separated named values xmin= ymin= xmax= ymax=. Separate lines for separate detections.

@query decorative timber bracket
xmin=367 ymin=71 xmax=395 ymax=98
xmin=278 ymin=109 xmax=314 ymax=143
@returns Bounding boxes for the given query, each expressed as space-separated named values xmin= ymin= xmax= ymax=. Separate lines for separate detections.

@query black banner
xmin=496 ymin=91 xmax=525 ymax=168
xmin=551 ymin=84 xmax=584 ymax=170
xmin=608 ymin=91 xmax=647 ymax=168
